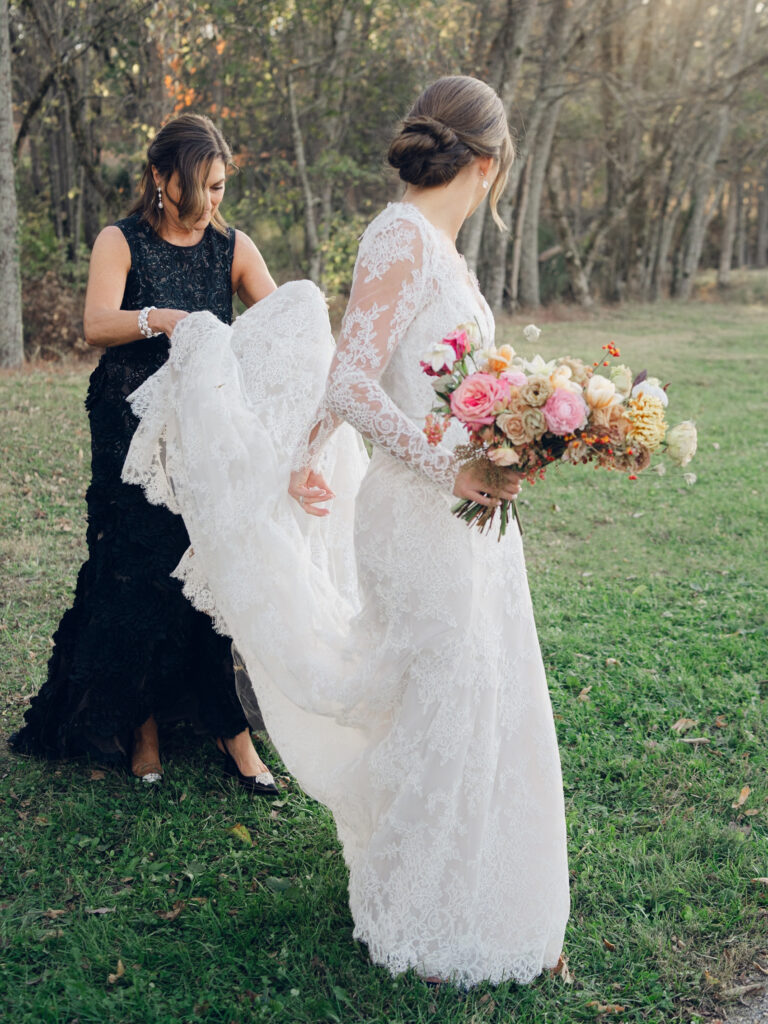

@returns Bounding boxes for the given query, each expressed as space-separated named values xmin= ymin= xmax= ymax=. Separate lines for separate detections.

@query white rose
xmin=632 ymin=380 xmax=668 ymax=407
xmin=666 ymin=420 xmax=697 ymax=467
xmin=523 ymin=324 xmax=541 ymax=342
xmin=609 ymin=364 xmax=633 ymax=398
xmin=585 ymin=374 xmax=618 ymax=409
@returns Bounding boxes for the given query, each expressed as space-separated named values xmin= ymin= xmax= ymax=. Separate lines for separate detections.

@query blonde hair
xmin=130 ymin=113 xmax=233 ymax=234
xmin=388 ymin=76 xmax=514 ymax=230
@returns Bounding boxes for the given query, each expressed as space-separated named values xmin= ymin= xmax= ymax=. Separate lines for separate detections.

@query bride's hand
xmin=453 ymin=464 xmax=522 ymax=507
xmin=289 ymin=468 xmax=335 ymax=517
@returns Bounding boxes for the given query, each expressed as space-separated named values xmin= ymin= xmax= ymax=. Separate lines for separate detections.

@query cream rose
xmin=585 ymin=374 xmax=618 ymax=410
xmin=523 ymin=324 xmax=541 ymax=342
xmin=666 ymin=420 xmax=697 ymax=467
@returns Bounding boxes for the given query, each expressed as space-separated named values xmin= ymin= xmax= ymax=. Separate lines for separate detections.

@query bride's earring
xmin=481 ymin=177 xmax=489 ymax=191
xmin=156 ymin=186 xmax=164 ymax=210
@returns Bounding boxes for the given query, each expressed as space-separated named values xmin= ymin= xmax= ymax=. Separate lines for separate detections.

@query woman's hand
xmin=452 ymin=463 xmax=522 ymax=507
xmin=289 ymin=468 xmax=335 ymax=518
xmin=147 ymin=308 xmax=189 ymax=337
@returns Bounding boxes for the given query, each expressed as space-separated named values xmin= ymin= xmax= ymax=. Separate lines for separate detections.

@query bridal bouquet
xmin=421 ymin=323 xmax=697 ymax=538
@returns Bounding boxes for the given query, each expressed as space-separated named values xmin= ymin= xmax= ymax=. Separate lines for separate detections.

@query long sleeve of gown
xmin=300 ymin=216 xmax=457 ymax=492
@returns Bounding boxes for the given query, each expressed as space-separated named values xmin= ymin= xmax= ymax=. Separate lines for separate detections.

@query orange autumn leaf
xmin=732 ymin=785 xmax=750 ymax=809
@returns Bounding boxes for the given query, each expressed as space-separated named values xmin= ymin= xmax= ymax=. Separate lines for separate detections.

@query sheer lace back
xmin=300 ymin=203 xmax=492 ymax=489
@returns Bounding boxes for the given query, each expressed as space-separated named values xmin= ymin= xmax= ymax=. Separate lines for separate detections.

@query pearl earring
xmin=482 ymin=179 xmax=489 ymax=190
xmin=156 ymin=187 xmax=164 ymax=210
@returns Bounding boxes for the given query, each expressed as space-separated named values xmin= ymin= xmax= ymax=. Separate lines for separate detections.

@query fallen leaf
xmin=33 ymin=816 xmax=50 ymax=826
xmin=85 ymin=907 xmax=115 ymax=915
xmin=753 ymin=962 xmax=768 ymax=977
xmin=718 ymin=983 xmax=766 ymax=1001
xmin=585 ymin=1002 xmax=625 ymax=1014
xmin=229 ymin=823 xmax=252 ymax=847
xmin=549 ymin=954 xmax=574 ymax=984
xmin=671 ymin=717 xmax=697 ymax=733
xmin=714 ymin=715 xmax=728 ymax=728
xmin=40 ymin=929 xmax=64 ymax=942
xmin=704 ymin=970 xmax=721 ymax=987
xmin=156 ymin=900 xmax=185 ymax=922
xmin=605 ymin=658 xmax=619 ymax=667
xmin=107 ymin=959 xmax=125 ymax=985
xmin=731 ymin=785 xmax=750 ymax=809
xmin=89 ymin=770 xmax=106 ymax=781
xmin=603 ymin=938 xmax=616 ymax=951
xmin=44 ymin=908 xmax=67 ymax=919
xmin=745 ymin=808 xmax=759 ymax=817
xmin=578 ymin=686 xmax=592 ymax=702
xmin=679 ymin=736 xmax=710 ymax=745
xmin=751 ymin=878 xmax=768 ymax=885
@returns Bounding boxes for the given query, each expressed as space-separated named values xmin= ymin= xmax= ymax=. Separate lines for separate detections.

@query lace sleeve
xmin=301 ymin=216 xmax=457 ymax=492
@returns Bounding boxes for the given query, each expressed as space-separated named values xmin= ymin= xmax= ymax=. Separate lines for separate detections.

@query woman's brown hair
xmin=388 ymin=76 xmax=514 ymax=230
xmin=130 ymin=113 xmax=233 ymax=234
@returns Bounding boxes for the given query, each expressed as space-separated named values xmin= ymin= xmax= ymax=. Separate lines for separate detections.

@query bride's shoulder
xmin=357 ymin=203 xmax=432 ymax=282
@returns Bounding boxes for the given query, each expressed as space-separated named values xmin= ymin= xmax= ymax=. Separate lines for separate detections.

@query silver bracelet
xmin=138 ymin=306 xmax=160 ymax=339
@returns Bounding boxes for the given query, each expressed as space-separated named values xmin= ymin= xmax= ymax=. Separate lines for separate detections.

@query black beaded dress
xmin=11 ymin=214 xmax=251 ymax=760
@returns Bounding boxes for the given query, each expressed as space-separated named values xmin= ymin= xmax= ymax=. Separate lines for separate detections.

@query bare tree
xmin=0 ymin=0 xmax=22 ymax=367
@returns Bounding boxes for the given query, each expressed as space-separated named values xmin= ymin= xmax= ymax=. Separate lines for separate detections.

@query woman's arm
xmin=83 ymin=227 xmax=189 ymax=348
xmin=290 ymin=214 xmax=521 ymax=512
xmin=231 ymin=229 xmax=277 ymax=308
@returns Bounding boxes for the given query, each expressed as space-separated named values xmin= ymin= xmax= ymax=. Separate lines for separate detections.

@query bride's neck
xmin=401 ymin=180 xmax=475 ymax=245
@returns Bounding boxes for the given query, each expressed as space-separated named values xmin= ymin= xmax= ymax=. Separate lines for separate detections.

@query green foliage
xmin=1 ymin=303 xmax=766 ymax=1022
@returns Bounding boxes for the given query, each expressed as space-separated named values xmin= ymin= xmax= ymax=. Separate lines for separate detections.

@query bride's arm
xmin=303 ymin=217 xmax=457 ymax=491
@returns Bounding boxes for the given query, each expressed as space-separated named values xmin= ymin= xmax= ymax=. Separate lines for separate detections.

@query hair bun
xmin=387 ymin=114 xmax=471 ymax=188
xmin=401 ymin=115 xmax=459 ymax=150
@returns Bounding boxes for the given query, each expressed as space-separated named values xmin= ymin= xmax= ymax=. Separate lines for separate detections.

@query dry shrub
xmin=22 ymin=271 xmax=90 ymax=361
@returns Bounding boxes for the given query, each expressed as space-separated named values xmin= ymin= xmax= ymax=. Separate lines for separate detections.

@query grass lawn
xmin=0 ymin=300 xmax=766 ymax=1024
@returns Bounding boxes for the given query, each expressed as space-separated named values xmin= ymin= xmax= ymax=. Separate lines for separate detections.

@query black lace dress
xmin=11 ymin=214 xmax=252 ymax=760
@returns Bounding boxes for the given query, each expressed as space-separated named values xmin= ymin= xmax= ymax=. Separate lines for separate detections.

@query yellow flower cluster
xmin=626 ymin=393 xmax=667 ymax=451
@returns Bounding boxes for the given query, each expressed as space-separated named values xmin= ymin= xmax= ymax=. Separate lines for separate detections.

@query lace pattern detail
xmin=122 ymin=209 xmax=570 ymax=988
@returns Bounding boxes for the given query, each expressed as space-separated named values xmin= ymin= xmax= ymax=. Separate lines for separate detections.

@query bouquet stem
xmin=451 ymin=498 xmax=523 ymax=540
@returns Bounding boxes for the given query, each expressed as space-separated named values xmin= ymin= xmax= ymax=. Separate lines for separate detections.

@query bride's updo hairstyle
xmin=388 ymin=75 xmax=514 ymax=229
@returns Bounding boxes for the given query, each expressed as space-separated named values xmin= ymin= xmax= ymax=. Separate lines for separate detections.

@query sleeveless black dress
xmin=11 ymin=214 xmax=251 ymax=760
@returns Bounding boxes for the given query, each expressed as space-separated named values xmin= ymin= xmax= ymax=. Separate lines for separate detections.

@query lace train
xmin=123 ymin=247 xmax=569 ymax=986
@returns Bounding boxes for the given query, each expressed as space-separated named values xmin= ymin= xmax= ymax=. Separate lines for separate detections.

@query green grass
xmin=1 ymin=301 xmax=767 ymax=1024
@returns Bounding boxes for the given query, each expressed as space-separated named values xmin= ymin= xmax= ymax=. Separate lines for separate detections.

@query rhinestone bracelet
xmin=138 ymin=306 xmax=160 ymax=339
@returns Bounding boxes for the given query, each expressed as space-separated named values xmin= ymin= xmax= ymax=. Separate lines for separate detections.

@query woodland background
xmin=1 ymin=0 xmax=768 ymax=366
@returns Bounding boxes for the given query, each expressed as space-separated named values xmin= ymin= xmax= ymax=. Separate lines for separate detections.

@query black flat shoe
xmin=217 ymin=743 xmax=279 ymax=796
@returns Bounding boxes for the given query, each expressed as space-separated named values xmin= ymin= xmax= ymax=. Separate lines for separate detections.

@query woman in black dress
xmin=11 ymin=114 xmax=277 ymax=791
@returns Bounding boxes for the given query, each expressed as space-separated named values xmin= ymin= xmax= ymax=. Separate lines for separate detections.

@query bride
xmin=123 ymin=75 xmax=569 ymax=987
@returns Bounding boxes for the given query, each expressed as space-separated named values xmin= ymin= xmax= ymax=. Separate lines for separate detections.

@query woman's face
xmin=162 ymin=157 xmax=227 ymax=231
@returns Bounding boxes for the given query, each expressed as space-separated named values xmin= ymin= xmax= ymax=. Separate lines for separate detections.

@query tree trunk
xmin=756 ymin=164 xmax=768 ymax=269
xmin=459 ymin=0 xmax=538 ymax=272
xmin=287 ymin=74 xmax=321 ymax=283
xmin=518 ymin=98 xmax=562 ymax=308
xmin=717 ymin=179 xmax=738 ymax=287
xmin=547 ymin=158 xmax=593 ymax=307
xmin=0 ymin=0 xmax=23 ymax=367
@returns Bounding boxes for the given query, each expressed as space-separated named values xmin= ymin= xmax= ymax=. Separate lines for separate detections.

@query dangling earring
xmin=481 ymin=177 xmax=489 ymax=191
xmin=156 ymin=186 xmax=164 ymax=210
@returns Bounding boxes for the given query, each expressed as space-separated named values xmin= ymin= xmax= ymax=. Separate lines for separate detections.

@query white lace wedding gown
xmin=123 ymin=201 xmax=569 ymax=986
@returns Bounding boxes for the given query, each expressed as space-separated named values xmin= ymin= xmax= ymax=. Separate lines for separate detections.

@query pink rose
xmin=542 ymin=388 xmax=588 ymax=435
xmin=501 ymin=370 xmax=527 ymax=387
xmin=443 ymin=329 xmax=471 ymax=361
xmin=450 ymin=372 xmax=511 ymax=429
